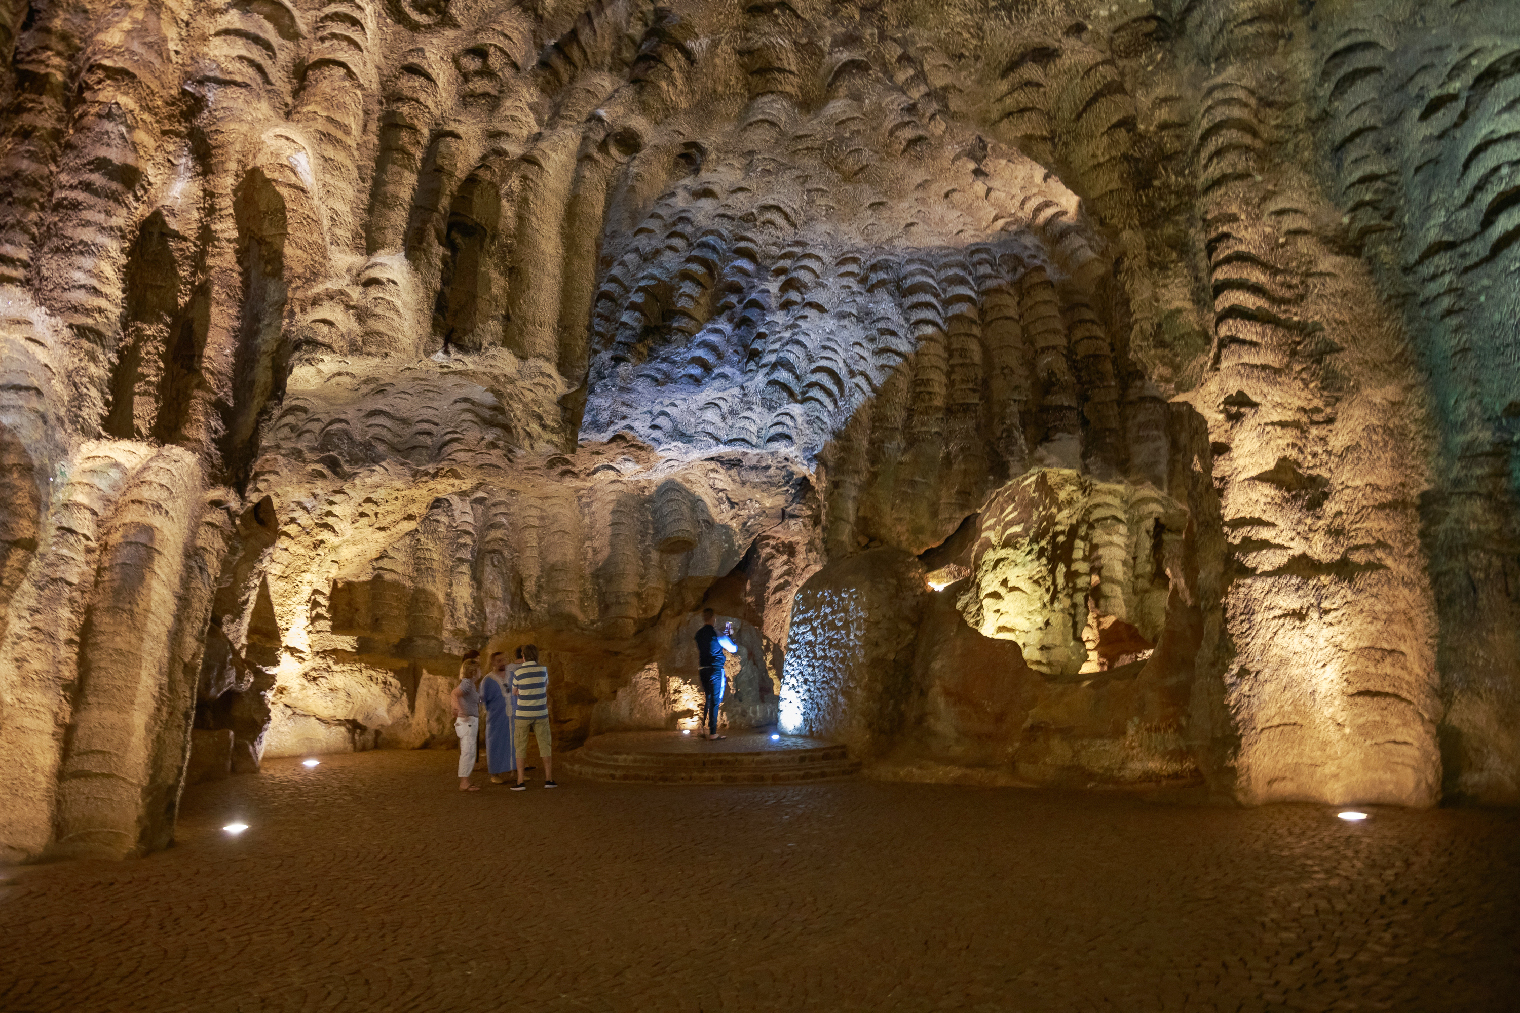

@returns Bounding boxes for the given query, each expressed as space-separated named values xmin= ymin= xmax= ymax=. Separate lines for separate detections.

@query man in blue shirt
xmin=693 ymin=608 xmax=738 ymax=740
xmin=509 ymin=645 xmax=556 ymax=789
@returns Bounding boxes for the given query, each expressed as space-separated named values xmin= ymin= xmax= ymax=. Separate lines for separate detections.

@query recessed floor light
xmin=681 ymin=729 xmax=691 ymax=735
xmin=223 ymin=823 xmax=249 ymax=835
xmin=1337 ymin=811 xmax=1368 ymax=821
xmin=302 ymin=759 xmax=320 ymax=767
xmin=771 ymin=734 xmax=780 ymax=740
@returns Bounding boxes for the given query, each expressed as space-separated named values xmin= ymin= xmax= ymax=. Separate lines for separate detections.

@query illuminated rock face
xmin=0 ymin=0 xmax=1516 ymax=857
xmin=780 ymin=548 xmax=926 ymax=757
xmin=959 ymin=468 xmax=1186 ymax=679
xmin=782 ymin=404 xmax=1222 ymax=784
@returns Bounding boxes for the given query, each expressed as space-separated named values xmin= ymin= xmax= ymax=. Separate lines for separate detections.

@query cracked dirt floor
xmin=2 ymin=749 xmax=1517 ymax=1013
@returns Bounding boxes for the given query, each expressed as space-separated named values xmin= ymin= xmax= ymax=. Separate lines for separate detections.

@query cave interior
xmin=0 ymin=0 xmax=1517 ymax=862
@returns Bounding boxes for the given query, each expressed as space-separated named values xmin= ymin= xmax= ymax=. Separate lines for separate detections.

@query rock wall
xmin=780 ymin=547 xmax=926 ymax=758
xmin=0 ymin=0 xmax=1515 ymax=857
xmin=782 ymin=403 xmax=1223 ymax=786
xmin=0 ymin=436 xmax=235 ymax=860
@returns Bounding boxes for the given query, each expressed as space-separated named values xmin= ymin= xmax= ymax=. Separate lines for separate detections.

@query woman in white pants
xmin=452 ymin=651 xmax=483 ymax=791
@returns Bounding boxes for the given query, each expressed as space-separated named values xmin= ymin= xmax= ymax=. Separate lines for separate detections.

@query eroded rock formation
xmin=0 ymin=0 xmax=1516 ymax=858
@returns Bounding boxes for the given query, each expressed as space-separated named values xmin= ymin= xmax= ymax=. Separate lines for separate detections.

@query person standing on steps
xmin=510 ymin=645 xmax=556 ymax=790
xmin=452 ymin=651 xmax=483 ymax=791
xmin=480 ymin=651 xmax=516 ymax=784
xmin=694 ymin=608 xmax=738 ymax=740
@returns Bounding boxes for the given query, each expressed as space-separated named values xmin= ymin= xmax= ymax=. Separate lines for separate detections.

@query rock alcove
xmin=0 ymin=0 xmax=1516 ymax=860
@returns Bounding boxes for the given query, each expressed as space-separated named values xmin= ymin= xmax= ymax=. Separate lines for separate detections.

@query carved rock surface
xmin=959 ymin=468 xmax=1186 ymax=679
xmin=780 ymin=548 xmax=925 ymax=758
xmin=907 ymin=578 xmax=1197 ymax=785
xmin=185 ymin=729 xmax=234 ymax=786
xmin=0 ymin=0 xmax=1516 ymax=859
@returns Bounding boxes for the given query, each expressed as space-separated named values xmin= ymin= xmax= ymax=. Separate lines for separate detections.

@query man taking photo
xmin=694 ymin=608 xmax=738 ymax=740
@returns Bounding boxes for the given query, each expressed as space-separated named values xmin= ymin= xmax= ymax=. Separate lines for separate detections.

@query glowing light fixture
xmin=302 ymin=758 xmax=320 ymax=768
xmin=1337 ymin=811 xmax=1368 ymax=822
xmin=223 ymin=822 xmax=249 ymax=835
xmin=681 ymin=729 xmax=691 ymax=735
xmin=771 ymin=734 xmax=781 ymax=741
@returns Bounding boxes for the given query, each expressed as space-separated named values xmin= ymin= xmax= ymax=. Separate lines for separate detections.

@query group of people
xmin=448 ymin=609 xmax=740 ymax=790
xmin=452 ymin=645 xmax=555 ymax=792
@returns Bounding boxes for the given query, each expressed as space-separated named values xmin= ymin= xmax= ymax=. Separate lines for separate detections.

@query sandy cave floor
xmin=2 ymin=750 xmax=1517 ymax=1013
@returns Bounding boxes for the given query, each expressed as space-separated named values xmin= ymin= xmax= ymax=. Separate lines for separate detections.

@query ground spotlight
xmin=681 ymin=729 xmax=691 ymax=735
xmin=302 ymin=758 xmax=320 ymax=768
xmin=1337 ymin=811 xmax=1368 ymax=822
xmin=771 ymin=733 xmax=780 ymax=740
xmin=223 ymin=823 xmax=249 ymax=835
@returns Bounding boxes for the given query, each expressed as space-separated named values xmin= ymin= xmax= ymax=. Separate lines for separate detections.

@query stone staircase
xmin=560 ymin=731 xmax=860 ymax=784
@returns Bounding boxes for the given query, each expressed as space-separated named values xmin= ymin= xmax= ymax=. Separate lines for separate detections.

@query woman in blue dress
xmin=480 ymin=651 xmax=516 ymax=784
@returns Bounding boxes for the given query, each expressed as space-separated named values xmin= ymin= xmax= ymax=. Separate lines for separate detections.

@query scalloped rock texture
xmin=0 ymin=0 xmax=1515 ymax=859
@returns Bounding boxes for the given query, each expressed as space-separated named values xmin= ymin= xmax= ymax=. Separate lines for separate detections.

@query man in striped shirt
xmin=509 ymin=644 xmax=556 ymax=789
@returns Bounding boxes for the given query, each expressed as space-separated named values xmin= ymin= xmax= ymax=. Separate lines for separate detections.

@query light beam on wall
xmin=778 ymin=690 xmax=803 ymax=735
xmin=778 ymin=588 xmax=866 ymax=737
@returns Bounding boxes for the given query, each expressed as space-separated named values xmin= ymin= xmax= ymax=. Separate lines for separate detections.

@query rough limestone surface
xmin=185 ymin=729 xmax=234 ymax=786
xmin=0 ymin=0 xmax=1516 ymax=858
xmin=958 ymin=468 xmax=1187 ymax=679
xmin=792 ymin=403 xmax=1218 ymax=787
xmin=908 ymin=582 xmax=1038 ymax=773
xmin=902 ymin=576 xmax=1197 ymax=785
xmin=780 ymin=548 xmax=924 ymax=758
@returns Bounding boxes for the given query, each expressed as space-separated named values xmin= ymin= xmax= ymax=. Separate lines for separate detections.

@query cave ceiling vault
xmin=0 ymin=0 xmax=1516 ymax=860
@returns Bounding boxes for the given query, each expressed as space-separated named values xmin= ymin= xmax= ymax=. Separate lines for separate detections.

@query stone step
xmin=560 ymin=731 xmax=860 ymax=785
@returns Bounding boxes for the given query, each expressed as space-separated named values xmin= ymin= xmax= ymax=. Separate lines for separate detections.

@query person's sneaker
xmin=543 ymin=780 xmax=558 ymax=789
xmin=510 ymin=782 xmax=527 ymax=791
